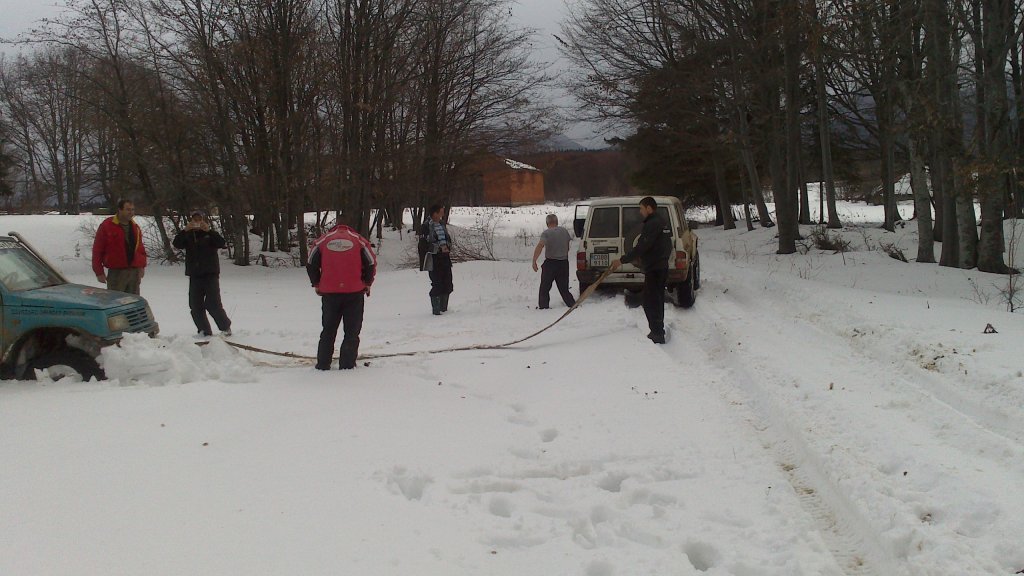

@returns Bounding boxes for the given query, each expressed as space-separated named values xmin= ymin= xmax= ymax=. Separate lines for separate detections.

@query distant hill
xmin=539 ymin=134 xmax=587 ymax=151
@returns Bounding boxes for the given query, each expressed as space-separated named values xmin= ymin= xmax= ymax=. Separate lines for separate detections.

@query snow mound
xmin=101 ymin=333 xmax=256 ymax=384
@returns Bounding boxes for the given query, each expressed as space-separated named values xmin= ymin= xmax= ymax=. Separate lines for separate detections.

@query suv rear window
xmin=588 ymin=207 xmax=619 ymax=238
xmin=623 ymin=206 xmax=671 ymax=249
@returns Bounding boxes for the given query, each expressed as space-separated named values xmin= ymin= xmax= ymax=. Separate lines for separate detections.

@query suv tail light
xmin=577 ymin=251 xmax=588 ymax=271
xmin=674 ymin=251 xmax=689 ymax=270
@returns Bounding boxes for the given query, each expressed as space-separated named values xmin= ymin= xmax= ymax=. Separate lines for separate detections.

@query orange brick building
xmin=476 ymin=157 xmax=545 ymax=206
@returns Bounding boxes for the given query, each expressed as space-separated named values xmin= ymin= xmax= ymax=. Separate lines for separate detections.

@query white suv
xmin=573 ymin=196 xmax=700 ymax=307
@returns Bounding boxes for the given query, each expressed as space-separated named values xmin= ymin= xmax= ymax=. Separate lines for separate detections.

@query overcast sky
xmin=0 ymin=0 xmax=61 ymax=43
xmin=0 ymin=0 xmax=608 ymax=147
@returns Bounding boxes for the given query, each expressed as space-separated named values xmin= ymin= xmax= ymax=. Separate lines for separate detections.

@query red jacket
xmin=306 ymin=225 xmax=376 ymax=294
xmin=92 ymin=216 xmax=147 ymax=275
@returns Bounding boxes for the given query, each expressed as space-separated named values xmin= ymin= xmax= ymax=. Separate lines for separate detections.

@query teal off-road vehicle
xmin=0 ymin=232 xmax=159 ymax=381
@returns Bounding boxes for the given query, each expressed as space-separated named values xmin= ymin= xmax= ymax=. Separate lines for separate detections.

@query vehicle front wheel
xmin=25 ymin=347 xmax=105 ymax=381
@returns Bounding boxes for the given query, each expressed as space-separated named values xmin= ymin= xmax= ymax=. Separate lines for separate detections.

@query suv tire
xmin=26 ymin=347 xmax=105 ymax=381
xmin=675 ymin=266 xmax=697 ymax=309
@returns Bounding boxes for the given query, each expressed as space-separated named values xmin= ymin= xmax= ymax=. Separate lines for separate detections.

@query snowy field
xmin=1 ymin=191 xmax=1023 ymax=575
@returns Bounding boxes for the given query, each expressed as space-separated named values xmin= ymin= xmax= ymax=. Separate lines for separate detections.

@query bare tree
xmin=810 ymin=0 xmax=841 ymax=229
xmin=969 ymin=0 xmax=1016 ymax=273
xmin=412 ymin=0 xmax=553 ymax=225
xmin=0 ymin=50 xmax=88 ymax=214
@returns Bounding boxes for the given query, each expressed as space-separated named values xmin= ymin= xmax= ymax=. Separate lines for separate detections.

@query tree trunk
xmin=297 ymin=211 xmax=309 ymax=266
xmin=737 ymin=109 xmax=773 ymax=227
xmin=908 ymin=135 xmax=935 ymax=262
xmin=798 ymin=157 xmax=812 ymax=225
xmin=778 ymin=4 xmax=801 ymax=254
xmin=956 ymin=179 xmax=979 ymax=268
xmin=231 ymin=205 xmax=250 ymax=267
xmin=976 ymin=0 xmax=1014 ymax=273
xmin=878 ymin=109 xmax=896 ymax=231
xmin=770 ymin=98 xmax=793 ymax=252
xmin=815 ymin=73 xmax=841 ymax=228
xmin=1010 ymin=31 xmax=1024 ymax=218
xmin=738 ymin=161 xmax=755 ymax=231
xmin=939 ymin=157 xmax=959 ymax=266
xmin=931 ymin=144 xmax=945 ymax=243
xmin=712 ymin=153 xmax=735 ymax=230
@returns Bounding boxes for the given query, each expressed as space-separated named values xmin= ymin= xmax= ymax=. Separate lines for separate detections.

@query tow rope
xmin=215 ymin=269 xmax=613 ymax=366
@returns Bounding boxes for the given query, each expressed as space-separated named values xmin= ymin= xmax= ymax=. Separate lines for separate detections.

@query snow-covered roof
xmin=504 ymin=158 xmax=539 ymax=171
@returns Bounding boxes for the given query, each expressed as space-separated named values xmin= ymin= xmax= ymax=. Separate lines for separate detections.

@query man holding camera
xmin=172 ymin=210 xmax=232 ymax=337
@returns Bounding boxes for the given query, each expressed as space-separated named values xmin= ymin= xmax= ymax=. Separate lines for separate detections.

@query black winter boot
xmin=431 ymin=296 xmax=442 ymax=315
xmin=339 ymin=336 xmax=360 ymax=369
xmin=440 ymin=294 xmax=449 ymax=312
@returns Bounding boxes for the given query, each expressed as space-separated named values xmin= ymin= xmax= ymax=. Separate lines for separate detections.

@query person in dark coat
xmin=307 ymin=218 xmax=377 ymax=370
xmin=610 ymin=196 xmax=673 ymax=344
xmin=172 ymin=210 xmax=232 ymax=337
xmin=419 ymin=203 xmax=454 ymax=315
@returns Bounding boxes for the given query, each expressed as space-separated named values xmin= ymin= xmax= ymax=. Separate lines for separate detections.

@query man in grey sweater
xmin=532 ymin=214 xmax=576 ymax=309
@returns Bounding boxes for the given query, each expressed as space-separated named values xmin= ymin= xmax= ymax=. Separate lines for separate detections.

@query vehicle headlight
xmin=108 ymin=314 xmax=130 ymax=332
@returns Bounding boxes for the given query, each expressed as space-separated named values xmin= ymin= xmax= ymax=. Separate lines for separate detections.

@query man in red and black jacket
xmin=306 ymin=218 xmax=377 ymax=370
xmin=92 ymin=199 xmax=147 ymax=295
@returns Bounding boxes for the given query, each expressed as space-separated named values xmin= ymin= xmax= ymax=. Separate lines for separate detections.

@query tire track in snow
xmin=654 ymin=293 xmax=906 ymax=575
xmin=663 ymin=269 xmax=1024 ymax=575
xmin=702 ymin=267 xmax=1024 ymax=459
xmin=719 ymin=265 xmax=1024 ymax=450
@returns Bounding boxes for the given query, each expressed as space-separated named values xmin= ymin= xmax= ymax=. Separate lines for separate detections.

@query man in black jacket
xmin=172 ymin=210 xmax=232 ymax=337
xmin=610 ymin=197 xmax=673 ymax=344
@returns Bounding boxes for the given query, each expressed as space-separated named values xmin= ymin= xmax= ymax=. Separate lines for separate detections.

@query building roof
xmin=504 ymin=158 xmax=539 ymax=171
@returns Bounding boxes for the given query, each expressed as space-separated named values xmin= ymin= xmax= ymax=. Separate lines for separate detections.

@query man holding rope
xmin=532 ymin=214 xmax=576 ymax=309
xmin=610 ymin=196 xmax=672 ymax=344
xmin=307 ymin=216 xmax=377 ymax=370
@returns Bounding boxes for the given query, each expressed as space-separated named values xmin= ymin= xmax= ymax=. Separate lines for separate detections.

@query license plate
xmin=591 ymin=253 xmax=609 ymax=267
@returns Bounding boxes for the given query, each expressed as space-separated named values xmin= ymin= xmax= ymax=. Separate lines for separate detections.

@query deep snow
xmin=1 ymin=193 xmax=1022 ymax=575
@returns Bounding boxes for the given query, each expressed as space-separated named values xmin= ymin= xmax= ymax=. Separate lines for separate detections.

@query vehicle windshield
xmin=0 ymin=240 xmax=65 ymax=292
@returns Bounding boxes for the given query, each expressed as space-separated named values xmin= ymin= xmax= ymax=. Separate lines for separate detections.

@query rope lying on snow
xmin=215 ymin=268 xmax=613 ymax=366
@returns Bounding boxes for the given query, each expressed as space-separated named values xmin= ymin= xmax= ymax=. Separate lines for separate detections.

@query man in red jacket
xmin=92 ymin=199 xmax=147 ymax=295
xmin=306 ymin=218 xmax=377 ymax=370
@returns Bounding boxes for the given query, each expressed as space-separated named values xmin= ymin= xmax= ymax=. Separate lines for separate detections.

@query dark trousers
xmin=428 ymin=254 xmax=454 ymax=297
xmin=643 ymin=268 xmax=668 ymax=337
xmin=189 ymin=274 xmax=231 ymax=335
xmin=318 ymin=292 xmax=365 ymax=369
xmin=539 ymin=259 xmax=575 ymax=308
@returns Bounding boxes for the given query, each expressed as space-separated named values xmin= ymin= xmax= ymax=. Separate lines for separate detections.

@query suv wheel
xmin=25 ymin=347 xmax=105 ymax=381
xmin=693 ymin=255 xmax=701 ymax=290
xmin=675 ymin=268 xmax=697 ymax=309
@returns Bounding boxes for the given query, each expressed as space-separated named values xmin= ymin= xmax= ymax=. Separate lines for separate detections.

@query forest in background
xmin=1 ymin=0 xmax=1023 ymax=274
